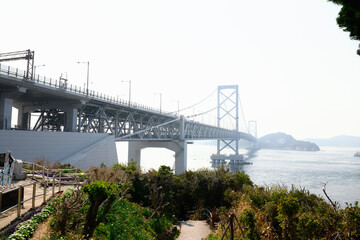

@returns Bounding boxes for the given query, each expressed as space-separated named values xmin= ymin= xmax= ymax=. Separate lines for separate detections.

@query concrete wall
xmin=61 ymin=134 xmax=119 ymax=170
xmin=0 ymin=130 xmax=118 ymax=170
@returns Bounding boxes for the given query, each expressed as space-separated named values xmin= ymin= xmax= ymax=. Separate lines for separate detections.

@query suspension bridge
xmin=0 ymin=50 xmax=257 ymax=174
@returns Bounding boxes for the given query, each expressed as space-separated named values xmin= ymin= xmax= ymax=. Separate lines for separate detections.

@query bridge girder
xmin=26 ymin=100 xmax=256 ymax=143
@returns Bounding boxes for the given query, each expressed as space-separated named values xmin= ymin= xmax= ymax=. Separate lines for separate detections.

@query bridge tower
xmin=216 ymin=85 xmax=240 ymax=156
xmin=248 ymin=120 xmax=260 ymax=150
xmin=248 ymin=120 xmax=257 ymax=138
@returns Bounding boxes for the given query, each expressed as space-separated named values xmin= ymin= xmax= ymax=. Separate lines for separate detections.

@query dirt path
xmin=28 ymin=218 xmax=51 ymax=240
xmin=177 ymin=220 xmax=211 ymax=240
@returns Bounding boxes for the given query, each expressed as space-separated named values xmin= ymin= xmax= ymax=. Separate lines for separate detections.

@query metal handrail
xmin=0 ymin=202 xmax=18 ymax=215
xmin=0 ymin=159 xmax=84 ymax=218
xmin=0 ymin=173 xmax=81 ymax=217
xmin=0 ymin=183 xmax=47 ymax=216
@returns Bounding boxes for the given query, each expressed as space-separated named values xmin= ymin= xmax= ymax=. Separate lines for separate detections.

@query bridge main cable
xmin=168 ymin=88 xmax=217 ymax=114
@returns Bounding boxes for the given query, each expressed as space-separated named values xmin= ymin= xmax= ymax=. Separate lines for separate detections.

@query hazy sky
xmin=1 ymin=0 xmax=360 ymax=139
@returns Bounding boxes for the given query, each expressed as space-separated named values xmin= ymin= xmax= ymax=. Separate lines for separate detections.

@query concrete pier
xmin=128 ymin=141 xmax=187 ymax=175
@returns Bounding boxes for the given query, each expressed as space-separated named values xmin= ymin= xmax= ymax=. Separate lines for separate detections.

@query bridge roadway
xmin=0 ymin=64 xmax=256 ymax=173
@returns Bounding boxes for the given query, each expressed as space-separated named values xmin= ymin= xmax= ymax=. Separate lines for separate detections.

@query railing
xmin=0 ymin=161 xmax=84 ymax=218
xmin=0 ymin=182 xmax=49 ymax=218
xmin=0 ymin=63 xmax=175 ymax=118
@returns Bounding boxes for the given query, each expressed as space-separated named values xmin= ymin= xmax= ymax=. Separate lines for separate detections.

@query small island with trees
xmin=259 ymin=132 xmax=320 ymax=151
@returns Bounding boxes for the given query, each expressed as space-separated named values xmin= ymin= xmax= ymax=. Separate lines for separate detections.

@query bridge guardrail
xmin=0 ymin=63 xmax=176 ymax=118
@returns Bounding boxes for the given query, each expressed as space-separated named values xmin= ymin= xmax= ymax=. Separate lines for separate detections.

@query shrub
xmin=82 ymin=181 xmax=121 ymax=238
xmin=209 ymin=185 xmax=360 ymax=240
xmin=127 ymin=166 xmax=254 ymax=220
xmin=49 ymin=188 xmax=86 ymax=236
xmin=93 ymin=199 xmax=179 ymax=240
xmin=239 ymin=209 xmax=260 ymax=240
xmin=340 ymin=201 xmax=360 ymax=238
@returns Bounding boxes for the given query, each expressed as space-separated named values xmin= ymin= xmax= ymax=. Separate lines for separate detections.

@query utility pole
xmin=154 ymin=93 xmax=162 ymax=114
xmin=121 ymin=80 xmax=131 ymax=106
xmin=172 ymin=100 xmax=180 ymax=116
xmin=77 ymin=61 xmax=90 ymax=95
xmin=34 ymin=64 xmax=45 ymax=80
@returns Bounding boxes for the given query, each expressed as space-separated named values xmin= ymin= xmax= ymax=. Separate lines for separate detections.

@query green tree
xmin=328 ymin=0 xmax=360 ymax=55
xmin=50 ymin=189 xmax=86 ymax=236
xmin=82 ymin=181 xmax=121 ymax=239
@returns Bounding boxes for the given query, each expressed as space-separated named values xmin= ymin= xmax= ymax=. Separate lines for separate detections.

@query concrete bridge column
xmin=0 ymin=97 xmax=13 ymax=130
xmin=16 ymin=104 xmax=23 ymax=129
xmin=64 ymin=107 xmax=78 ymax=132
xmin=174 ymin=141 xmax=187 ymax=175
xmin=128 ymin=142 xmax=142 ymax=166
xmin=0 ymin=87 xmax=27 ymax=130
xmin=13 ymin=103 xmax=31 ymax=130
xmin=21 ymin=113 xmax=31 ymax=130
xmin=128 ymin=141 xmax=187 ymax=175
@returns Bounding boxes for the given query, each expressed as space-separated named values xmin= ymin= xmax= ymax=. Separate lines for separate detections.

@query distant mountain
xmin=303 ymin=135 xmax=360 ymax=147
xmin=259 ymin=132 xmax=320 ymax=151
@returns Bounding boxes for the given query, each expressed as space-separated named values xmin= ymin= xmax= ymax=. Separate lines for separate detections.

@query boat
xmin=354 ymin=152 xmax=360 ymax=157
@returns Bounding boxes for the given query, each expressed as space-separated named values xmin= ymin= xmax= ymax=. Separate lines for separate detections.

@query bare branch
xmin=322 ymin=182 xmax=338 ymax=212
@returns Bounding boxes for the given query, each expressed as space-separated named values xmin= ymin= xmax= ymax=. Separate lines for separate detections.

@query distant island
xmin=303 ymin=135 xmax=360 ymax=147
xmin=259 ymin=132 xmax=320 ymax=151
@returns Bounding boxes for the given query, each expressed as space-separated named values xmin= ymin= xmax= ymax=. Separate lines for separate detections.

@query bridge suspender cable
xmin=238 ymin=93 xmax=249 ymax=133
xmin=186 ymin=106 xmax=217 ymax=119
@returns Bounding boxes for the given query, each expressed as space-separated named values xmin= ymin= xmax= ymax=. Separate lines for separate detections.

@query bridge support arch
xmin=128 ymin=141 xmax=187 ymax=175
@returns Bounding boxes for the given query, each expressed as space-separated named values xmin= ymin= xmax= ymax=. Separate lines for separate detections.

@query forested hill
xmin=259 ymin=132 xmax=320 ymax=151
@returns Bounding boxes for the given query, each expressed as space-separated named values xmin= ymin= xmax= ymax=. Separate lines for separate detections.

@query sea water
xmin=116 ymin=142 xmax=360 ymax=206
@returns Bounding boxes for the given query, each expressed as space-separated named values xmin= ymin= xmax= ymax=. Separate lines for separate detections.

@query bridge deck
xmin=0 ymin=63 xmax=256 ymax=142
